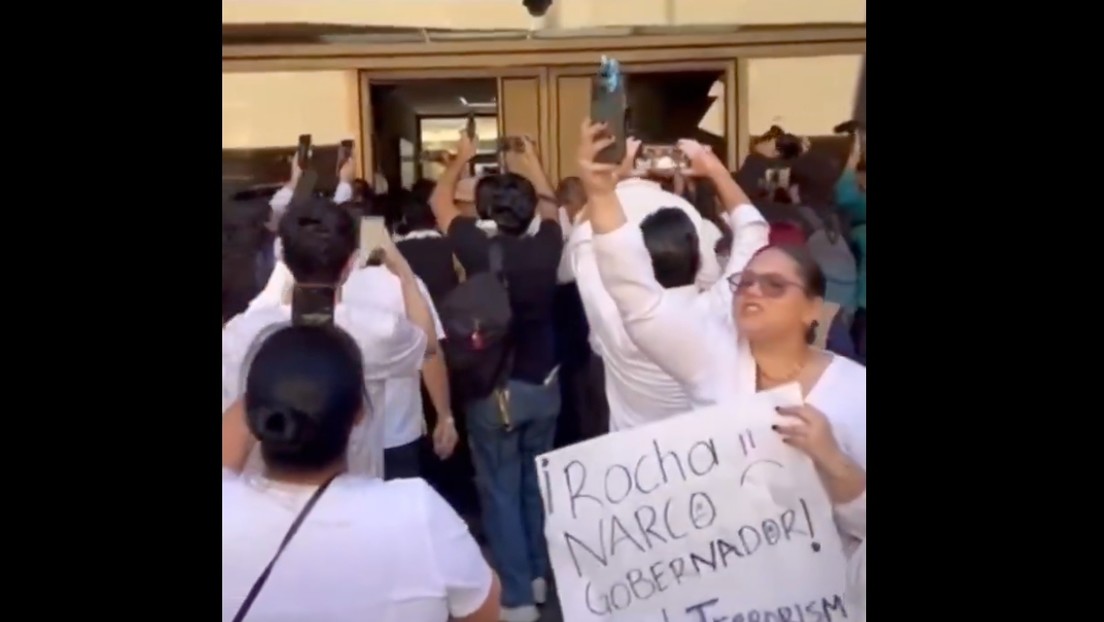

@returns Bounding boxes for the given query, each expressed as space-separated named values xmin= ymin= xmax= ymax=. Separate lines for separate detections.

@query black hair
xmin=776 ymin=133 xmax=804 ymax=160
xmin=278 ymin=196 xmax=358 ymax=285
xmin=639 ymin=207 xmax=701 ymax=289
xmin=397 ymin=193 xmax=437 ymax=233
xmin=352 ymin=178 xmax=373 ymax=202
xmin=789 ymin=153 xmax=836 ymax=207
xmin=753 ymin=244 xmax=827 ymax=344
xmin=222 ymin=197 xmax=274 ymax=323
xmin=245 ymin=325 xmax=365 ymax=472
xmin=410 ymin=179 xmax=436 ymax=204
xmin=477 ymin=173 xmax=537 ymax=236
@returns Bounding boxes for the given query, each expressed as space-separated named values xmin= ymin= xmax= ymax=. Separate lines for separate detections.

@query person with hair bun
xmin=223 ymin=195 xmax=438 ymax=480
xmin=222 ymin=324 xmax=500 ymax=622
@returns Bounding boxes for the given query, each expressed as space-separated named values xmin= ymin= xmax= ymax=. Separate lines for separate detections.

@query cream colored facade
xmin=222 ymin=0 xmax=865 ymax=173
xmin=222 ymin=0 xmax=864 ymax=30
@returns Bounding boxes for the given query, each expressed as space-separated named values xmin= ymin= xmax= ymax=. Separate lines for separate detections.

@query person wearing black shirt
xmin=393 ymin=190 xmax=479 ymax=522
xmin=429 ymin=133 xmax=562 ymax=622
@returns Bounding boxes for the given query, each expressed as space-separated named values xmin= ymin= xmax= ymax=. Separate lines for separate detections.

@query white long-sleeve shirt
xmin=222 ymin=266 xmax=428 ymax=478
xmin=592 ymin=202 xmax=866 ymax=463
xmin=594 ymin=196 xmax=867 ymax=622
xmin=566 ymin=180 xmax=763 ymax=431
xmin=588 ymin=201 xmax=771 ymax=415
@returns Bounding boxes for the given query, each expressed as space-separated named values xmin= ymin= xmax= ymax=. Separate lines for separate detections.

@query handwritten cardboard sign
xmin=538 ymin=392 xmax=849 ymax=622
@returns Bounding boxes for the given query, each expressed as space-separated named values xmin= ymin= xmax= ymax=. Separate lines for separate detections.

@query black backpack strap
xmin=231 ymin=473 xmax=341 ymax=622
xmin=488 ymin=238 xmax=507 ymax=287
xmin=486 ymin=238 xmax=514 ymax=394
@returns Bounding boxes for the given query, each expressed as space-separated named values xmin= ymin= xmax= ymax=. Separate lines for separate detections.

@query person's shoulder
xmin=447 ymin=215 xmax=480 ymax=236
xmin=337 ymin=300 xmax=404 ymax=333
xmin=825 ymin=354 xmax=866 ymax=392
xmin=223 ymin=305 xmax=289 ymax=350
xmin=528 ymin=220 xmax=564 ymax=249
xmin=615 ymin=180 xmax=700 ymax=223
xmin=341 ymin=477 xmax=442 ymax=520
xmin=344 ymin=266 xmax=400 ymax=294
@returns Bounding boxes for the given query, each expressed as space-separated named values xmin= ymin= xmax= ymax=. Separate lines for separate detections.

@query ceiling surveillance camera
xmin=523 ymin=0 xmax=553 ymax=17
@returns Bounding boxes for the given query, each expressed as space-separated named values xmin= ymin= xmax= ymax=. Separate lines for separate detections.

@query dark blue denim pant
xmin=467 ymin=377 xmax=561 ymax=608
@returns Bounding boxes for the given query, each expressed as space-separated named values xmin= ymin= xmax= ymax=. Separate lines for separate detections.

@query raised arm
xmin=505 ymin=136 xmax=559 ymax=223
xmin=680 ymin=141 xmax=771 ymax=322
xmin=428 ymin=132 xmax=478 ymax=235
xmin=268 ymin=157 xmax=300 ymax=228
xmin=414 ymin=279 xmax=457 ymax=460
xmin=333 ymin=154 xmax=356 ymax=204
xmin=582 ymin=121 xmax=717 ymax=400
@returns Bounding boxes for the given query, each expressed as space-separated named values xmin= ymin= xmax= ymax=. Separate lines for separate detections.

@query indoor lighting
xmin=459 ymin=96 xmax=497 ymax=109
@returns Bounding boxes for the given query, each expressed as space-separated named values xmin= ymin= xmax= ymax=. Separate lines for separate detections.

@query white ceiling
xmin=391 ymin=79 xmax=498 ymax=116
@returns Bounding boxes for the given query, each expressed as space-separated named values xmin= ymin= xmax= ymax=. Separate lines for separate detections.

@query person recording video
xmin=222 ymin=194 xmax=438 ymax=479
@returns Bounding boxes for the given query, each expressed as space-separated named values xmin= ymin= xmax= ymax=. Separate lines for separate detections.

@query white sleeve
xmin=570 ymin=232 xmax=628 ymax=356
xmin=415 ymin=277 xmax=445 ymax=339
xmin=723 ymin=204 xmax=771 ymax=283
xmin=833 ymin=490 xmax=866 ymax=540
xmin=345 ymin=306 xmax=428 ymax=379
xmin=702 ymin=204 xmax=771 ymax=321
xmin=249 ymin=260 xmax=293 ymax=311
xmin=420 ymin=481 xmax=493 ymax=617
xmin=270 ymin=186 xmax=294 ymax=221
xmin=592 ymin=223 xmax=714 ymax=398
xmin=221 ymin=315 xmax=256 ymax=414
xmin=333 ymin=181 xmax=353 ymax=204
xmin=556 ymin=246 xmax=575 ymax=284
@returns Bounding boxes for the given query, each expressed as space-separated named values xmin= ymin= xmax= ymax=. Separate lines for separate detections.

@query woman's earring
xmin=804 ymin=320 xmax=820 ymax=345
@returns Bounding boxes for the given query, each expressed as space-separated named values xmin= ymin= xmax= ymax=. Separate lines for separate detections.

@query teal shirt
xmin=835 ymin=170 xmax=867 ymax=225
xmin=835 ymin=171 xmax=867 ymax=310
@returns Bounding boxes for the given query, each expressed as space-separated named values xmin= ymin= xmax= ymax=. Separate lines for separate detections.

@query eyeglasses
xmin=728 ymin=271 xmax=805 ymax=298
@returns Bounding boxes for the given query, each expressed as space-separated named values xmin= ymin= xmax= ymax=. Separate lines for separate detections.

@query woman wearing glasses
xmin=580 ymin=119 xmax=865 ymax=614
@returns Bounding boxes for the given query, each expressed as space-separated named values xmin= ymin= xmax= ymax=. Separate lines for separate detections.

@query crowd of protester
xmin=222 ymin=115 xmax=867 ymax=622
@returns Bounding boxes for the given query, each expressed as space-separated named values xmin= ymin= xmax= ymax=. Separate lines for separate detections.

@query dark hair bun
xmin=491 ymin=204 xmax=526 ymax=231
xmin=248 ymin=405 xmax=310 ymax=448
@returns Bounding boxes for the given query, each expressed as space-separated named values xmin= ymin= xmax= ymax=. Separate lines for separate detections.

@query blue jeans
xmin=467 ymin=377 xmax=561 ymax=608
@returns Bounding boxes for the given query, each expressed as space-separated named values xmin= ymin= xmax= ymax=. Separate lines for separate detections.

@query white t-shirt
xmin=222 ymin=472 xmax=491 ymax=622
xmin=222 ymin=301 xmax=427 ymax=478
xmin=343 ymin=267 xmax=445 ymax=449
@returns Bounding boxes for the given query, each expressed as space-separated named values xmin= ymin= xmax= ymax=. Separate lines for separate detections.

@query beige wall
xmin=745 ymin=55 xmax=863 ymax=138
xmin=222 ymin=71 xmax=358 ymax=149
xmin=222 ymin=0 xmax=864 ymax=29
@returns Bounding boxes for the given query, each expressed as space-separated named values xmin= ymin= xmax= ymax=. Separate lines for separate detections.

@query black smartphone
xmin=291 ymin=284 xmax=336 ymax=326
xmin=337 ymin=139 xmax=355 ymax=173
xmin=297 ymin=134 xmax=312 ymax=170
xmin=590 ymin=55 xmax=627 ymax=164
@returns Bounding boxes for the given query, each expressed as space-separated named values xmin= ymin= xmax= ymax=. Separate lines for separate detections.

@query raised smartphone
xmin=296 ymin=134 xmax=312 ymax=170
xmin=291 ymin=284 xmax=336 ymax=326
xmin=590 ymin=55 xmax=627 ymax=164
xmin=337 ymin=139 xmax=355 ymax=172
